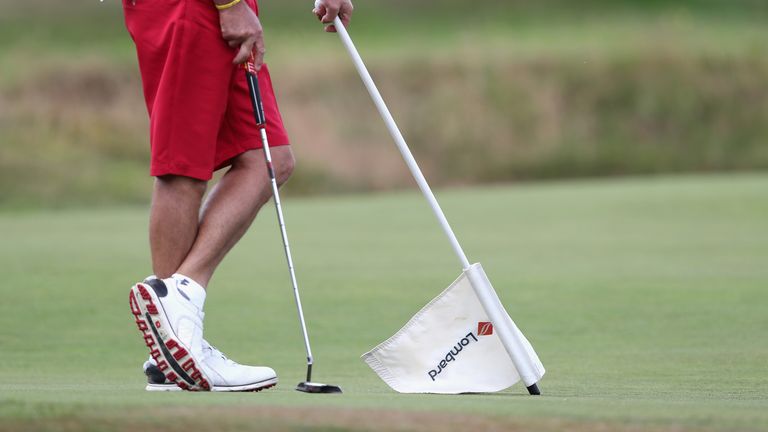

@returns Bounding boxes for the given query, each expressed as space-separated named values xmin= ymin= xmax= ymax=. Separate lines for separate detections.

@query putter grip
xmin=245 ymin=65 xmax=266 ymax=126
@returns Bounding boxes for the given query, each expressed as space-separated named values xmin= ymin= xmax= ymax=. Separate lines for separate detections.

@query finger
xmin=233 ymin=39 xmax=254 ymax=65
xmin=253 ymin=38 xmax=266 ymax=71
xmin=312 ymin=5 xmax=325 ymax=20
xmin=321 ymin=4 xmax=339 ymax=23
xmin=339 ymin=14 xmax=351 ymax=28
xmin=325 ymin=24 xmax=336 ymax=33
xmin=227 ymin=39 xmax=239 ymax=48
xmin=339 ymin=2 xmax=353 ymax=27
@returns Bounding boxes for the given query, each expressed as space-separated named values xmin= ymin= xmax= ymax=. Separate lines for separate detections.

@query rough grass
xmin=0 ymin=174 xmax=766 ymax=431
xmin=0 ymin=406 xmax=731 ymax=432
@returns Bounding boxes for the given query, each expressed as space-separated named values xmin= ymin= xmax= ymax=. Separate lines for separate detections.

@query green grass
xmin=1 ymin=174 xmax=766 ymax=431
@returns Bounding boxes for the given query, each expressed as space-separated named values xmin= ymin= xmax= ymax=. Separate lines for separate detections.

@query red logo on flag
xmin=477 ymin=322 xmax=493 ymax=336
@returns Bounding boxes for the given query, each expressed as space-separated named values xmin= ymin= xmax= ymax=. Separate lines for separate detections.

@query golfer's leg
xmin=150 ymin=175 xmax=208 ymax=279
xmin=176 ymin=146 xmax=295 ymax=287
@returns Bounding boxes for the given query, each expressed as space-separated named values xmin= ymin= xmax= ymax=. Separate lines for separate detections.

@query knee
xmin=273 ymin=150 xmax=295 ymax=186
xmin=231 ymin=148 xmax=295 ymax=186
xmin=155 ymin=175 xmax=207 ymax=198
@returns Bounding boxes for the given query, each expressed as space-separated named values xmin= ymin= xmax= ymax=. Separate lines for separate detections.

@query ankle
xmin=167 ymin=273 xmax=207 ymax=310
xmin=173 ymin=266 xmax=211 ymax=289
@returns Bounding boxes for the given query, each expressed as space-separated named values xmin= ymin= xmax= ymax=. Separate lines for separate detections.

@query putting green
xmin=0 ymin=174 xmax=766 ymax=431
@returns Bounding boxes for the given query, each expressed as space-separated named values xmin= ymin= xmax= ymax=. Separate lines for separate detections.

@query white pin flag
xmin=330 ymin=16 xmax=545 ymax=394
xmin=362 ymin=264 xmax=544 ymax=394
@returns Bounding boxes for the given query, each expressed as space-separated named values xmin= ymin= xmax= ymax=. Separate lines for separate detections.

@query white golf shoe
xmin=129 ymin=275 xmax=211 ymax=391
xmin=143 ymin=359 xmax=181 ymax=392
xmin=143 ymin=341 xmax=277 ymax=392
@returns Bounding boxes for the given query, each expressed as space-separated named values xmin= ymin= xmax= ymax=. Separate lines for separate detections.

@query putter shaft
xmin=245 ymin=64 xmax=315 ymax=381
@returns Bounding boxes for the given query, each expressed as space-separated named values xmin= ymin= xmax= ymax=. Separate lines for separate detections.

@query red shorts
xmin=123 ymin=0 xmax=290 ymax=181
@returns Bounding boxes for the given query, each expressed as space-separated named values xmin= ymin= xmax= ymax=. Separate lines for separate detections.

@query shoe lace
xmin=201 ymin=340 xmax=235 ymax=365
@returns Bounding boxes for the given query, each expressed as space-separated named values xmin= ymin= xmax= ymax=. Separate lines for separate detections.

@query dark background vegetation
xmin=0 ymin=0 xmax=766 ymax=207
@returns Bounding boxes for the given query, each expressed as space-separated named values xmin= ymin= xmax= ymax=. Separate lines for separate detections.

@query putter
xmin=244 ymin=60 xmax=342 ymax=394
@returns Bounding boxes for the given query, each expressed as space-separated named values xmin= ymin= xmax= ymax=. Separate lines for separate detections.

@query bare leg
xmin=150 ymin=176 xmax=207 ymax=279
xmin=176 ymin=146 xmax=295 ymax=287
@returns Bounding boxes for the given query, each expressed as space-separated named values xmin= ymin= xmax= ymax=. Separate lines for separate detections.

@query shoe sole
xmin=211 ymin=377 xmax=278 ymax=392
xmin=145 ymin=383 xmax=183 ymax=392
xmin=129 ymin=283 xmax=212 ymax=391
xmin=145 ymin=379 xmax=277 ymax=392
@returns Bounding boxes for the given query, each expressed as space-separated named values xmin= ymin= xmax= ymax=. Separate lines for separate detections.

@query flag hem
xmin=361 ymin=352 xmax=401 ymax=390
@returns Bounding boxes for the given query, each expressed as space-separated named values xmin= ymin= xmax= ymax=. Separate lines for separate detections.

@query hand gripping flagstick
xmin=330 ymin=17 xmax=543 ymax=395
xmin=244 ymin=60 xmax=342 ymax=394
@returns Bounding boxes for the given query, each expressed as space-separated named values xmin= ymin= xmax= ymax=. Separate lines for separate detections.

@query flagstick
xmin=332 ymin=17 xmax=541 ymax=395
xmin=329 ymin=18 xmax=470 ymax=270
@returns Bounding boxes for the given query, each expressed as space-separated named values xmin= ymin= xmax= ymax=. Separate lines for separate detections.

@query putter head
xmin=296 ymin=382 xmax=342 ymax=394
